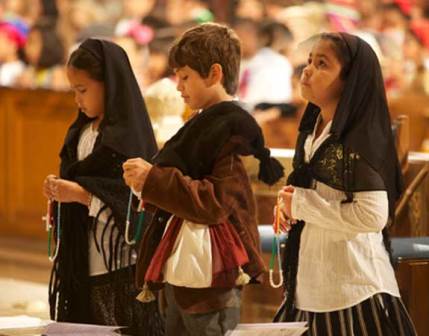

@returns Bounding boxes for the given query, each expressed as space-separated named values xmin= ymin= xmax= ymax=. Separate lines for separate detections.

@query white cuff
xmin=291 ymin=187 xmax=303 ymax=221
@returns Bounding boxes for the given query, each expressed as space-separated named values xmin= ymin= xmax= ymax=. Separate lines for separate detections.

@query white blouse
xmin=291 ymin=117 xmax=400 ymax=312
xmin=77 ymin=123 xmax=135 ymax=276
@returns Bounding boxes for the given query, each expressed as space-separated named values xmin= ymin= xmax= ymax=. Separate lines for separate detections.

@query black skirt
xmin=88 ymin=266 xmax=165 ymax=336
xmin=274 ymin=293 xmax=416 ymax=336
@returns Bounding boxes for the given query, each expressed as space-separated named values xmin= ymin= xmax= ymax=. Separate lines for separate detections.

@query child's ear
xmin=206 ymin=63 xmax=223 ymax=86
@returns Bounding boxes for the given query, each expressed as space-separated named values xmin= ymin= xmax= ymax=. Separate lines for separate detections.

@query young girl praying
xmin=42 ymin=38 xmax=164 ymax=335
xmin=275 ymin=32 xmax=417 ymax=336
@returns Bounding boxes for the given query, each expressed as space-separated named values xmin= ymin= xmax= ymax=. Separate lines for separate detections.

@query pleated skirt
xmin=274 ymin=293 xmax=417 ymax=336
xmin=88 ymin=266 xmax=165 ymax=336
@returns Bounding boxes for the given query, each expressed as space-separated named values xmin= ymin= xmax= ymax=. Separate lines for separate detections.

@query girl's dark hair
xmin=319 ymin=32 xmax=354 ymax=80
xmin=67 ymin=47 xmax=104 ymax=82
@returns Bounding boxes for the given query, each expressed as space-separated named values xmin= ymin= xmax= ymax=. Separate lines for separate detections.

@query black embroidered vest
xmin=287 ymin=131 xmax=386 ymax=197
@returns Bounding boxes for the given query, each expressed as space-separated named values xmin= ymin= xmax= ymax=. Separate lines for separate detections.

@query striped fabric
xmin=275 ymin=293 xmax=417 ymax=336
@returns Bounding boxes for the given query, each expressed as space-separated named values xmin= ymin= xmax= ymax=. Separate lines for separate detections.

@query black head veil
xmin=299 ymin=33 xmax=403 ymax=217
xmin=65 ymin=38 xmax=157 ymax=160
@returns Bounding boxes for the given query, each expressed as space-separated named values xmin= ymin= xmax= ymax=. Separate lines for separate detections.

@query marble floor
xmin=0 ymin=237 xmax=50 ymax=320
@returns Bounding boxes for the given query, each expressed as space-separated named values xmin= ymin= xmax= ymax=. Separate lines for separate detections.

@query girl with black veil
xmin=42 ymin=38 xmax=164 ymax=335
xmin=274 ymin=33 xmax=416 ymax=335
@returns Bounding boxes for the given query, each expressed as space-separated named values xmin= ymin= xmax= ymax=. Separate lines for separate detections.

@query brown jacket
xmin=135 ymin=139 xmax=266 ymax=313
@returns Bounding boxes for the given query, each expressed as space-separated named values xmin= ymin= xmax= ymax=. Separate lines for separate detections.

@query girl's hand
xmin=278 ymin=190 xmax=293 ymax=219
xmin=274 ymin=204 xmax=291 ymax=232
xmin=282 ymin=185 xmax=295 ymax=193
xmin=43 ymin=174 xmax=57 ymax=199
xmin=46 ymin=178 xmax=90 ymax=204
xmin=277 ymin=185 xmax=297 ymax=230
xmin=123 ymin=158 xmax=153 ymax=193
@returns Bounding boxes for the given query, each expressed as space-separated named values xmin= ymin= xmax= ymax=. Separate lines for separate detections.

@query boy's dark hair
xmin=168 ymin=23 xmax=241 ymax=95
xmin=68 ymin=47 xmax=104 ymax=82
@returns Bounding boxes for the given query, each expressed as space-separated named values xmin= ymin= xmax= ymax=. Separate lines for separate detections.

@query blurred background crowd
xmin=0 ymin=0 xmax=428 ymax=149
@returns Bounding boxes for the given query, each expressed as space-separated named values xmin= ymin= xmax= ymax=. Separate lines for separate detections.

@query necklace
xmin=125 ymin=190 xmax=145 ymax=245
xmin=44 ymin=200 xmax=61 ymax=261
xmin=269 ymin=197 xmax=284 ymax=288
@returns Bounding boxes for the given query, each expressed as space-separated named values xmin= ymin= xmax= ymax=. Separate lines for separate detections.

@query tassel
xmin=258 ymin=157 xmax=284 ymax=186
xmin=136 ymin=283 xmax=156 ymax=303
xmin=235 ymin=267 xmax=251 ymax=286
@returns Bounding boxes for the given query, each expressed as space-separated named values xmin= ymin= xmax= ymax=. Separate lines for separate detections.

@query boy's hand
xmin=123 ymin=158 xmax=153 ymax=193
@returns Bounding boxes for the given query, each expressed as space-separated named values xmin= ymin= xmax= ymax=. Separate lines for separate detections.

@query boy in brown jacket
xmin=123 ymin=23 xmax=284 ymax=336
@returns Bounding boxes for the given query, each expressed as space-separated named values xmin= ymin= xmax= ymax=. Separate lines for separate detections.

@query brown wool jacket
xmin=135 ymin=139 xmax=266 ymax=313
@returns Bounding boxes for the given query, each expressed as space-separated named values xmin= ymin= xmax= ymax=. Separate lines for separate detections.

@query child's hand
xmin=273 ymin=204 xmax=290 ymax=232
xmin=277 ymin=185 xmax=296 ymax=226
xmin=282 ymin=185 xmax=295 ymax=193
xmin=43 ymin=174 xmax=57 ymax=199
xmin=122 ymin=158 xmax=153 ymax=193
xmin=46 ymin=178 xmax=89 ymax=204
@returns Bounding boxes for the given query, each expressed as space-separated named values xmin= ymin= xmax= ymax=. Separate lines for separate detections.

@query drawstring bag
xmin=143 ymin=216 xmax=250 ymax=291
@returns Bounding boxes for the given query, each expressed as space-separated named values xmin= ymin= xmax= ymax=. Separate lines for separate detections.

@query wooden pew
xmin=389 ymin=93 xmax=429 ymax=152
xmin=0 ymin=87 xmax=76 ymax=239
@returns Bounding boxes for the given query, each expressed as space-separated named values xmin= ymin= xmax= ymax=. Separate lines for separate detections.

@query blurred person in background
xmin=142 ymin=35 xmax=175 ymax=89
xmin=144 ymin=77 xmax=185 ymax=145
xmin=238 ymin=20 xmax=294 ymax=115
xmin=275 ymin=2 xmax=329 ymax=50
xmin=233 ymin=17 xmax=259 ymax=65
xmin=0 ymin=20 xmax=26 ymax=86
xmin=115 ymin=0 xmax=156 ymax=37
xmin=16 ymin=20 xmax=67 ymax=90
xmin=259 ymin=63 xmax=307 ymax=149
xmin=379 ymin=1 xmax=410 ymax=95
xmin=55 ymin=0 xmax=115 ymax=54
xmin=401 ymin=27 xmax=429 ymax=94
xmin=114 ymin=12 xmax=174 ymax=91
xmin=57 ymin=0 xmax=108 ymax=52
xmin=164 ymin=0 xmax=214 ymax=26
xmin=2 ymin=0 xmax=34 ymax=24
xmin=356 ymin=0 xmax=382 ymax=32
xmin=234 ymin=0 xmax=266 ymax=22
xmin=379 ymin=1 xmax=410 ymax=51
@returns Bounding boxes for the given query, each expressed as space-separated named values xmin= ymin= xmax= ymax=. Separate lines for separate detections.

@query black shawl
xmin=153 ymin=100 xmax=284 ymax=185
xmin=49 ymin=38 xmax=158 ymax=322
xmin=280 ymin=33 xmax=403 ymax=319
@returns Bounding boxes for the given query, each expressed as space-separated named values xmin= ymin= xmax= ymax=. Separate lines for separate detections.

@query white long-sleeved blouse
xmin=291 ymin=117 xmax=400 ymax=312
